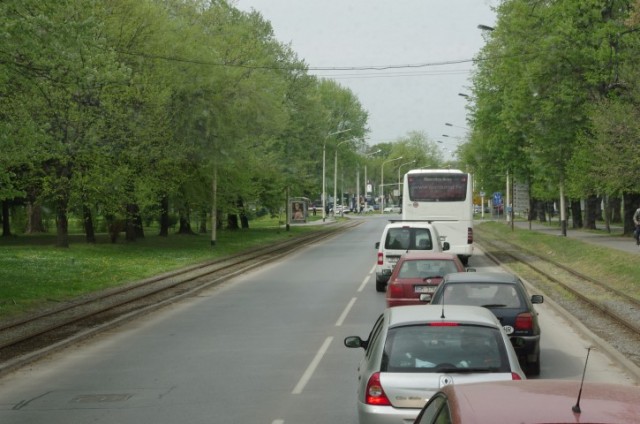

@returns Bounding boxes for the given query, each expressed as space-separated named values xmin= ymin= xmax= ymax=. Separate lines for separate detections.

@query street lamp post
xmin=334 ymin=139 xmax=351 ymax=216
xmin=357 ymin=149 xmax=381 ymax=213
xmin=323 ymin=129 xmax=351 ymax=221
xmin=381 ymin=156 xmax=403 ymax=214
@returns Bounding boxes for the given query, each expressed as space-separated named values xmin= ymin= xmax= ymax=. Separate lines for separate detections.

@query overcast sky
xmin=234 ymin=0 xmax=497 ymax=157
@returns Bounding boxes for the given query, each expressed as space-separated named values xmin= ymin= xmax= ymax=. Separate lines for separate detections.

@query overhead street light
xmin=323 ymin=128 xmax=351 ymax=221
xmin=380 ymin=156 xmax=403 ymax=214
xmin=445 ymin=122 xmax=470 ymax=130
xmin=477 ymin=24 xmax=495 ymax=31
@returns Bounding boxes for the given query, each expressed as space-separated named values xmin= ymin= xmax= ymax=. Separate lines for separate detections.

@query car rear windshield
xmin=385 ymin=228 xmax=433 ymax=250
xmin=398 ymin=260 xmax=459 ymax=279
xmin=381 ymin=324 xmax=510 ymax=373
xmin=434 ymin=283 xmax=523 ymax=308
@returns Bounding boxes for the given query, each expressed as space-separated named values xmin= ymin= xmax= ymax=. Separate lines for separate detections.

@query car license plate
xmin=387 ymin=257 xmax=399 ymax=264
xmin=414 ymin=285 xmax=436 ymax=293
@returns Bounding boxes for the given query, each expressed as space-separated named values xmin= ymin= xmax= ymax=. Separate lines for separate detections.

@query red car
xmin=385 ymin=252 xmax=468 ymax=307
xmin=413 ymin=379 xmax=640 ymax=424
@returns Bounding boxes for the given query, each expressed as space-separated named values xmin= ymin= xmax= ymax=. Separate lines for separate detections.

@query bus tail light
xmin=467 ymin=227 xmax=473 ymax=244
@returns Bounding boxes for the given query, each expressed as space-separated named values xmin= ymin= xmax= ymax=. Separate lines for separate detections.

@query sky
xmin=234 ymin=0 xmax=498 ymax=158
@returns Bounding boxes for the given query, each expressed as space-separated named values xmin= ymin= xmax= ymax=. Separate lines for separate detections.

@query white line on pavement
xmin=291 ymin=336 xmax=333 ymax=395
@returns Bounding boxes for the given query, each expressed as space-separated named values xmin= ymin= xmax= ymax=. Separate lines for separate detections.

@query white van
xmin=374 ymin=221 xmax=449 ymax=292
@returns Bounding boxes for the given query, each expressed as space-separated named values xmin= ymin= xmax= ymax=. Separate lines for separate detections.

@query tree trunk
xmin=83 ymin=205 xmax=96 ymax=243
xmin=610 ymin=197 xmax=622 ymax=223
xmin=55 ymin=198 xmax=69 ymax=248
xmin=570 ymin=200 xmax=582 ymax=229
xmin=532 ymin=199 xmax=546 ymax=222
xmin=26 ymin=201 xmax=46 ymax=233
xmin=177 ymin=210 xmax=196 ymax=235
xmin=240 ymin=212 xmax=249 ymax=229
xmin=584 ymin=195 xmax=598 ymax=230
xmin=227 ymin=213 xmax=239 ymax=230
xmin=125 ymin=203 xmax=144 ymax=241
xmin=623 ymin=193 xmax=640 ymax=235
xmin=159 ymin=195 xmax=170 ymax=237
xmin=1 ymin=200 xmax=12 ymax=237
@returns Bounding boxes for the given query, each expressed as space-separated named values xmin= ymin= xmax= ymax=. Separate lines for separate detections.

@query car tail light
xmin=377 ymin=252 xmax=384 ymax=265
xmin=515 ymin=312 xmax=533 ymax=331
xmin=511 ymin=372 xmax=522 ymax=380
xmin=365 ymin=372 xmax=391 ymax=406
xmin=467 ymin=227 xmax=473 ymax=244
xmin=387 ymin=281 xmax=403 ymax=297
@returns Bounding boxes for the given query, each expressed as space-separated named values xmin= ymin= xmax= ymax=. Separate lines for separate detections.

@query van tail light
xmin=365 ymin=372 xmax=391 ymax=405
xmin=511 ymin=372 xmax=522 ymax=380
xmin=377 ymin=252 xmax=384 ymax=265
xmin=515 ymin=312 xmax=533 ymax=331
xmin=467 ymin=227 xmax=473 ymax=244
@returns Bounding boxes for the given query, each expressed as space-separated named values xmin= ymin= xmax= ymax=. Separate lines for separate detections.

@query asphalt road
xmin=0 ymin=215 xmax=636 ymax=424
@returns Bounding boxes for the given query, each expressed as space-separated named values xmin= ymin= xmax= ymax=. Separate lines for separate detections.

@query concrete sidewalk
xmin=486 ymin=218 xmax=640 ymax=255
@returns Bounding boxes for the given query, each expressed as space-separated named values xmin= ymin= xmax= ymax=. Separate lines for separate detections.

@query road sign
xmin=493 ymin=192 xmax=503 ymax=205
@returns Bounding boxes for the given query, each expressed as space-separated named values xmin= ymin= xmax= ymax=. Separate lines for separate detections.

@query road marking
xmin=292 ymin=336 xmax=333 ymax=395
xmin=369 ymin=264 xmax=376 ymax=274
xmin=336 ymin=297 xmax=357 ymax=326
xmin=357 ymin=275 xmax=368 ymax=292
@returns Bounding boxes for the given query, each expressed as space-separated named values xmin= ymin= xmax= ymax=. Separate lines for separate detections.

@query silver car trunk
xmin=380 ymin=372 xmax=515 ymax=408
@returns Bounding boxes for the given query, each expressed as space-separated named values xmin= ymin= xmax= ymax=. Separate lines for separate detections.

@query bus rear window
xmin=407 ymin=173 xmax=468 ymax=202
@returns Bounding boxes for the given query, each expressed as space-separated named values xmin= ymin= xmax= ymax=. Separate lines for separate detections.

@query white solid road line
xmin=291 ymin=336 xmax=333 ymax=395
xmin=336 ymin=297 xmax=357 ymax=326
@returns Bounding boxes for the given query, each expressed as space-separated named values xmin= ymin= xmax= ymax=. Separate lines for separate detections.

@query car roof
xmin=386 ymin=305 xmax=501 ymax=328
xmin=440 ymin=380 xmax=640 ymax=423
xmin=384 ymin=220 xmax=437 ymax=228
xmin=443 ymin=271 xmax=519 ymax=284
xmin=398 ymin=252 xmax=459 ymax=261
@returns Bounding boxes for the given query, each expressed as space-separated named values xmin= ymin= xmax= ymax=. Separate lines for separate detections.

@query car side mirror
xmin=344 ymin=336 xmax=367 ymax=350
xmin=442 ymin=242 xmax=450 ymax=251
xmin=531 ymin=294 xmax=544 ymax=304
xmin=375 ymin=241 xmax=380 ymax=249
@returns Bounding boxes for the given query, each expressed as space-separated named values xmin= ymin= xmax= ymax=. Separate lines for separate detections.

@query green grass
xmin=0 ymin=216 xmax=326 ymax=320
xmin=475 ymin=221 xmax=640 ymax=298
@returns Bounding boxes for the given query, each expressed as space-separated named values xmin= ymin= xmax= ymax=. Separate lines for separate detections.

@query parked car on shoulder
xmin=383 ymin=205 xmax=402 ymax=213
xmin=374 ymin=221 xmax=450 ymax=292
xmin=385 ymin=252 xmax=469 ymax=307
xmin=426 ymin=272 xmax=544 ymax=375
xmin=413 ymin=379 xmax=640 ymax=424
xmin=344 ymin=304 xmax=525 ymax=424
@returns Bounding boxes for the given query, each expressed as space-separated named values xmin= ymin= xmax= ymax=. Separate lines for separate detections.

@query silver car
xmin=344 ymin=305 xmax=526 ymax=424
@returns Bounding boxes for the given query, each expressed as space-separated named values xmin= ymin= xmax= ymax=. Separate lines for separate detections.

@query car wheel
xmin=375 ymin=277 xmax=387 ymax=293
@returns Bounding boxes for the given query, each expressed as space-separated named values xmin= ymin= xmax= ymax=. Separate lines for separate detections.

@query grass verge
xmin=475 ymin=221 xmax=640 ymax=298
xmin=0 ymin=216 xmax=329 ymax=320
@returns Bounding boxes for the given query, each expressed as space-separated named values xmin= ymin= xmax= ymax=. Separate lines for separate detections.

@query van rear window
xmin=385 ymin=228 xmax=433 ymax=250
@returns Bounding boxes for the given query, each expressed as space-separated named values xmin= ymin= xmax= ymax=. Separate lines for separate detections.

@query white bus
xmin=401 ymin=169 xmax=474 ymax=264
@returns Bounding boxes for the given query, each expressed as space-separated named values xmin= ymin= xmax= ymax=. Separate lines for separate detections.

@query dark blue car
xmin=428 ymin=271 xmax=544 ymax=375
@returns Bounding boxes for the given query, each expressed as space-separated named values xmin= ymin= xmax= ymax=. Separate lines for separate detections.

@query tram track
xmin=0 ymin=220 xmax=359 ymax=376
xmin=476 ymin=230 xmax=640 ymax=375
